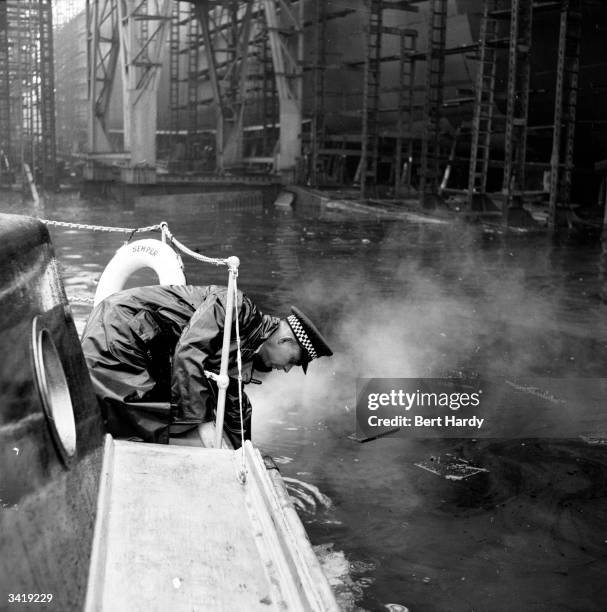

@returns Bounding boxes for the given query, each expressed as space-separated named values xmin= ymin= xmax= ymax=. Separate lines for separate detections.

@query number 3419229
xmin=8 ymin=594 xmax=53 ymax=603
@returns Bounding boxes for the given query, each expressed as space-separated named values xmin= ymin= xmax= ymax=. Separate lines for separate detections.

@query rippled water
xmin=3 ymin=191 xmax=607 ymax=611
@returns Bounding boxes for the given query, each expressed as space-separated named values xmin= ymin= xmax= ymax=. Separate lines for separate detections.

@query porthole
xmin=32 ymin=318 xmax=77 ymax=465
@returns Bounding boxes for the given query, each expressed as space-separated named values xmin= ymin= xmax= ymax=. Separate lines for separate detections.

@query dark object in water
xmin=348 ymin=427 xmax=400 ymax=443
xmin=415 ymin=453 xmax=489 ymax=481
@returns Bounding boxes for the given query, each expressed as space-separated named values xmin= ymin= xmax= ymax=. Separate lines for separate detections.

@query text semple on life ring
xmin=93 ymin=239 xmax=186 ymax=306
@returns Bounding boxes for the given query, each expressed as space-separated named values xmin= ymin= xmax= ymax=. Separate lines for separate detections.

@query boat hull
xmin=0 ymin=213 xmax=106 ymax=610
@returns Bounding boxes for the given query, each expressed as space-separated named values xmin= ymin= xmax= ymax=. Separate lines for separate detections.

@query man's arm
xmin=171 ymin=291 xmax=225 ymax=424
xmin=170 ymin=288 xmax=261 ymax=425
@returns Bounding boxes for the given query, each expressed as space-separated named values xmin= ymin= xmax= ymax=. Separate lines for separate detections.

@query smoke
xmin=250 ymin=219 xmax=598 ymax=439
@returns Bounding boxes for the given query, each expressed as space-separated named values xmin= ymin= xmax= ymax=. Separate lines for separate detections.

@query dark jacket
xmin=81 ymin=285 xmax=279 ymax=445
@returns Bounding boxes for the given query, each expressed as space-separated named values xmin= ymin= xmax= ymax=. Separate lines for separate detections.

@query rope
xmin=232 ymin=273 xmax=247 ymax=484
xmin=160 ymin=221 xmax=232 ymax=267
xmin=68 ymin=295 xmax=95 ymax=305
xmin=39 ymin=218 xmax=162 ymax=235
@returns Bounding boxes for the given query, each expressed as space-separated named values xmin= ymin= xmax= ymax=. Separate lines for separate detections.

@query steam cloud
xmin=250 ymin=220 xmax=602 ymax=437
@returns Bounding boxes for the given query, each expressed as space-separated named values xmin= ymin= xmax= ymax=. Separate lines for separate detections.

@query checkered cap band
xmin=287 ymin=314 xmax=318 ymax=360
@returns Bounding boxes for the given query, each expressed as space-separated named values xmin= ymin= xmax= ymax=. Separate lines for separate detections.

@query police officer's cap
xmin=286 ymin=306 xmax=333 ymax=373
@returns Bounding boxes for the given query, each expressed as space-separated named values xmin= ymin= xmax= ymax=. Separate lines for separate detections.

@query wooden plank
xmin=85 ymin=438 xmax=338 ymax=611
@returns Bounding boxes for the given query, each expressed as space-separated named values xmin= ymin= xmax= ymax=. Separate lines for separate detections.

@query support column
xmin=502 ymin=0 xmax=533 ymax=218
xmin=195 ymin=0 xmax=255 ymax=172
xmin=419 ymin=0 xmax=447 ymax=204
xmin=87 ymin=0 xmax=119 ymax=153
xmin=117 ymin=0 xmax=171 ymax=166
xmin=548 ymin=0 xmax=582 ymax=231
xmin=360 ymin=0 xmax=382 ymax=200
xmin=310 ymin=0 xmax=327 ymax=187
xmin=38 ymin=0 xmax=57 ymax=189
xmin=0 ymin=2 xmax=11 ymax=169
xmin=467 ymin=0 xmax=499 ymax=208
xmin=262 ymin=0 xmax=303 ymax=178
xmin=395 ymin=29 xmax=417 ymax=196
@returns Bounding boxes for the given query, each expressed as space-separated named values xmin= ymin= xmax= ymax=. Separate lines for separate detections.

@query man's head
xmin=256 ymin=306 xmax=333 ymax=373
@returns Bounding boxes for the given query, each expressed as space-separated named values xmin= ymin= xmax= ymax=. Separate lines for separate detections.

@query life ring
xmin=93 ymin=239 xmax=186 ymax=306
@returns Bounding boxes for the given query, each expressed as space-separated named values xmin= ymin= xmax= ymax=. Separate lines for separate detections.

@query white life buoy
xmin=93 ymin=239 xmax=186 ymax=306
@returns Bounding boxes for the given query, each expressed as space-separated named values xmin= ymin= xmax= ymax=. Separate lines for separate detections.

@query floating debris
xmin=274 ymin=191 xmax=294 ymax=208
xmin=272 ymin=456 xmax=293 ymax=465
xmin=415 ymin=454 xmax=488 ymax=481
xmin=504 ymin=380 xmax=566 ymax=405
xmin=579 ymin=432 xmax=607 ymax=446
xmin=385 ymin=604 xmax=409 ymax=612
xmin=348 ymin=427 xmax=400 ymax=443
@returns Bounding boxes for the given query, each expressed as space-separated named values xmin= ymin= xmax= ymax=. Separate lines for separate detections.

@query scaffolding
xmin=306 ymin=2 xmax=357 ymax=187
xmin=359 ymin=1 xmax=419 ymax=199
xmin=304 ymin=1 xmax=477 ymax=197
xmin=394 ymin=28 xmax=417 ymax=196
xmin=0 ymin=1 xmax=57 ymax=189
xmin=548 ymin=0 xmax=582 ymax=229
xmin=467 ymin=0 xmax=583 ymax=227
xmin=55 ymin=11 xmax=88 ymax=158
xmin=359 ymin=0 xmax=382 ymax=199
xmin=186 ymin=5 xmax=201 ymax=161
xmin=0 ymin=3 xmax=11 ymax=181
xmin=86 ymin=0 xmax=119 ymax=154
xmin=54 ymin=0 xmax=86 ymax=28
xmin=74 ymin=0 xmax=598 ymax=210
xmin=168 ymin=0 xmax=182 ymax=157
xmin=419 ymin=0 xmax=447 ymax=203
xmin=164 ymin=1 xmax=289 ymax=174
xmin=502 ymin=0 xmax=533 ymax=208
xmin=467 ymin=0 xmax=501 ymax=206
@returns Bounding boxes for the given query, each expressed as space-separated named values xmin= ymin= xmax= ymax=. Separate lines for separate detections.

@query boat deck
xmin=85 ymin=437 xmax=337 ymax=611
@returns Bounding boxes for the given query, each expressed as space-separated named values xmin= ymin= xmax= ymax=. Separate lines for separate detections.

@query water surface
xmin=4 ymin=192 xmax=607 ymax=611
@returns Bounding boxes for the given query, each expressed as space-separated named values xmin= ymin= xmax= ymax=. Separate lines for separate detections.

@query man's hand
xmin=230 ymin=361 xmax=254 ymax=384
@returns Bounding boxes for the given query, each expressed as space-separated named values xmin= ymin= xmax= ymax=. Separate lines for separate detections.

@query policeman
xmin=81 ymin=285 xmax=333 ymax=447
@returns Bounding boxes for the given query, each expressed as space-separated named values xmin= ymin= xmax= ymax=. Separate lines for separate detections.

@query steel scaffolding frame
xmin=309 ymin=0 xmax=327 ymax=188
xmin=0 ymin=1 xmax=57 ymax=189
xmin=168 ymin=0 xmax=182 ymax=154
xmin=117 ymin=0 xmax=172 ymax=165
xmin=419 ymin=0 xmax=448 ymax=202
xmin=0 ymin=2 xmax=11 ymax=177
xmin=467 ymin=0 xmax=503 ymax=207
xmin=548 ymin=0 xmax=582 ymax=230
xmin=86 ymin=0 xmax=119 ymax=153
xmin=192 ymin=0 xmax=256 ymax=171
xmin=394 ymin=28 xmax=417 ymax=196
xmin=55 ymin=12 xmax=88 ymax=158
xmin=357 ymin=1 xmax=419 ymax=198
xmin=164 ymin=1 xmax=285 ymax=173
xmin=186 ymin=4 xmax=201 ymax=159
xmin=261 ymin=0 xmax=303 ymax=175
xmin=467 ymin=0 xmax=583 ymax=227
xmin=306 ymin=2 xmax=356 ymax=187
xmin=360 ymin=0 xmax=383 ymax=199
xmin=502 ymin=0 xmax=533 ymax=210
